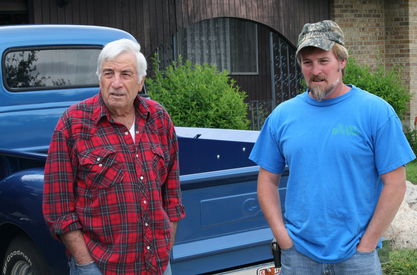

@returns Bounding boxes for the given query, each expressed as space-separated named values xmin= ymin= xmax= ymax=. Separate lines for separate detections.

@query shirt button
xmin=125 ymin=132 xmax=128 ymax=135
xmin=136 ymin=154 xmax=139 ymax=158
xmin=140 ymin=176 xmax=143 ymax=180
xmin=147 ymin=246 xmax=150 ymax=250
xmin=97 ymin=157 xmax=101 ymax=161
xmin=99 ymin=164 xmax=103 ymax=167
xmin=145 ymin=223 xmax=148 ymax=226
xmin=143 ymin=200 xmax=147 ymax=204
xmin=136 ymin=131 xmax=139 ymax=134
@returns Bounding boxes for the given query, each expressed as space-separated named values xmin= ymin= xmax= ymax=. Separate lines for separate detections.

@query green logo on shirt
xmin=332 ymin=124 xmax=360 ymax=136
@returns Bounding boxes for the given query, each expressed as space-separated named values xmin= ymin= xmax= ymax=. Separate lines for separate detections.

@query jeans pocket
xmin=344 ymin=249 xmax=382 ymax=274
xmin=355 ymin=249 xmax=376 ymax=256
xmin=75 ymin=260 xmax=95 ymax=268
xmin=281 ymin=245 xmax=295 ymax=252
xmin=74 ymin=260 xmax=103 ymax=275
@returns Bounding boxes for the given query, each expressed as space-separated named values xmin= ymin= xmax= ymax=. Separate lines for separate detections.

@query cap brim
xmin=296 ymin=39 xmax=335 ymax=56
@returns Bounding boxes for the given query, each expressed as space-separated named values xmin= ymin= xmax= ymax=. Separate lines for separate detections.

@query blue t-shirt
xmin=249 ymin=85 xmax=415 ymax=263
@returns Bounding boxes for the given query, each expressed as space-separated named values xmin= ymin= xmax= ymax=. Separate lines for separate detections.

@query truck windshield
xmin=3 ymin=47 xmax=101 ymax=92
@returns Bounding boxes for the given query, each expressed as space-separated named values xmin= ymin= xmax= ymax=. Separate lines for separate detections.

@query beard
xmin=307 ymin=65 xmax=343 ymax=102
xmin=308 ymin=77 xmax=340 ymax=102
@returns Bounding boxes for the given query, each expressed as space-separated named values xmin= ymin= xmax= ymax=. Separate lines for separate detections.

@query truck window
xmin=3 ymin=46 xmax=101 ymax=92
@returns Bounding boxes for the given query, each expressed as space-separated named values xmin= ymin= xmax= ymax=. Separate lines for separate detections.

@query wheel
xmin=2 ymin=236 xmax=51 ymax=275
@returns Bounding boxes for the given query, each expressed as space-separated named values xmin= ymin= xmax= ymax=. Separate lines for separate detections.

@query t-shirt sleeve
xmin=374 ymin=113 xmax=416 ymax=175
xmin=249 ymin=115 xmax=286 ymax=174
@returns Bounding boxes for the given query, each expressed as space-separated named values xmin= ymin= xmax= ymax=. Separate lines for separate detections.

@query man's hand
xmin=170 ymin=221 xmax=178 ymax=249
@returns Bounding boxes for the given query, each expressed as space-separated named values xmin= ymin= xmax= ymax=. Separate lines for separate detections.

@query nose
xmin=111 ymin=73 xmax=123 ymax=88
xmin=311 ymin=63 xmax=321 ymax=76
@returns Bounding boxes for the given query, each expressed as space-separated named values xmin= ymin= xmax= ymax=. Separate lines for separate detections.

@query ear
xmin=340 ymin=58 xmax=347 ymax=69
xmin=138 ymin=76 xmax=146 ymax=91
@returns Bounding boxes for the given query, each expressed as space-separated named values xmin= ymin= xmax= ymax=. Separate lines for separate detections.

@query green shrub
xmin=404 ymin=126 xmax=417 ymax=156
xmin=343 ymin=53 xmax=412 ymax=120
xmin=146 ymin=54 xmax=250 ymax=130
xmin=405 ymin=157 xmax=417 ymax=185
xmin=298 ymin=51 xmax=412 ymax=120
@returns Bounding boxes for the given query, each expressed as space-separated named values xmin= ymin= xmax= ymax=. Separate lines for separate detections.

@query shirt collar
xmin=93 ymin=91 xmax=150 ymax=125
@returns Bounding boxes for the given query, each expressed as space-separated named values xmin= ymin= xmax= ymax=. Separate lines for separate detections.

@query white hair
xmin=96 ymin=38 xmax=147 ymax=83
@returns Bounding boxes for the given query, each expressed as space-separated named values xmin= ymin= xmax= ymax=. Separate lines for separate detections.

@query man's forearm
xmin=358 ymin=166 xmax=406 ymax=251
xmin=257 ymin=168 xmax=293 ymax=249
xmin=60 ymin=229 xmax=94 ymax=265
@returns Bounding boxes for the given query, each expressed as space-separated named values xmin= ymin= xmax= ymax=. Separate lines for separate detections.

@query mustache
xmin=310 ymin=75 xmax=328 ymax=82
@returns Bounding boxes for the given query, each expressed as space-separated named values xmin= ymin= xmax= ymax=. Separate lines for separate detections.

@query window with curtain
xmin=176 ymin=18 xmax=258 ymax=75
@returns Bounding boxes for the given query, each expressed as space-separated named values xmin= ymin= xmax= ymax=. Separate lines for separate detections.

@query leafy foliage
xmin=405 ymin=157 xmax=417 ymax=185
xmin=404 ymin=126 xmax=417 ymax=156
xmin=343 ymin=53 xmax=412 ymax=120
xmin=146 ymin=54 xmax=250 ymax=129
xmin=298 ymin=51 xmax=412 ymax=120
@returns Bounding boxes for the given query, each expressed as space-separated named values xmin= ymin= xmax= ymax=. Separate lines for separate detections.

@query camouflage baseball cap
xmin=296 ymin=20 xmax=344 ymax=56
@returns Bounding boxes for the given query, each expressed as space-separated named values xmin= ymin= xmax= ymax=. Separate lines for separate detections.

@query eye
xmin=121 ymin=71 xmax=134 ymax=78
xmin=103 ymin=71 xmax=113 ymax=77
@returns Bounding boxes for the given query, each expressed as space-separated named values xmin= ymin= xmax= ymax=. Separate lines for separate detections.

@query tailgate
xmin=172 ymin=166 xmax=288 ymax=275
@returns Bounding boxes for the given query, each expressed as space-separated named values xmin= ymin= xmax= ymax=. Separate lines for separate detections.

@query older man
xmin=43 ymin=39 xmax=185 ymax=275
xmin=250 ymin=20 xmax=415 ymax=274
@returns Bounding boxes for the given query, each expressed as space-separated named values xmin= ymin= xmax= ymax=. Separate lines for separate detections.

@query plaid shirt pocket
xmin=79 ymin=147 xmax=124 ymax=189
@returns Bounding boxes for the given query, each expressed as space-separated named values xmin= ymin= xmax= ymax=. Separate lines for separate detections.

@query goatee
xmin=309 ymin=78 xmax=340 ymax=102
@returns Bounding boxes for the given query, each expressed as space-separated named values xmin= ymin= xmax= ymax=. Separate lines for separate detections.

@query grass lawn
xmin=382 ymin=249 xmax=417 ymax=275
xmin=380 ymin=160 xmax=417 ymax=274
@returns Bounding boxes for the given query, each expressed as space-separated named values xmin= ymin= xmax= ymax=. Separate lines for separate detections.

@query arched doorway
xmin=156 ymin=18 xmax=302 ymax=130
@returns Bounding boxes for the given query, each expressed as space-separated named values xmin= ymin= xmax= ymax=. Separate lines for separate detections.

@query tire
xmin=2 ymin=236 xmax=51 ymax=275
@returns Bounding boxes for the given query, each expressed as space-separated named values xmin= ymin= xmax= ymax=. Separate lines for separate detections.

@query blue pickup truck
xmin=0 ymin=25 xmax=288 ymax=275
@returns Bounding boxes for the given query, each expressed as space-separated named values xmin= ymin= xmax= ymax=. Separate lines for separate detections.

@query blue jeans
xmin=70 ymin=257 xmax=172 ymax=275
xmin=280 ymin=246 xmax=382 ymax=275
xmin=163 ymin=262 xmax=172 ymax=275
xmin=70 ymin=257 xmax=103 ymax=275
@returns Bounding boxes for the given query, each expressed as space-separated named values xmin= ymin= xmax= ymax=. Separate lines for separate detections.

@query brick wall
xmin=384 ymin=0 xmax=414 ymax=123
xmin=331 ymin=0 xmax=417 ymax=123
xmin=332 ymin=0 xmax=385 ymax=67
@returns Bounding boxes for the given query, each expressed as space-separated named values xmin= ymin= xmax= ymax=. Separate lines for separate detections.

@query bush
xmin=405 ymin=157 xmax=417 ymax=185
xmin=404 ymin=126 xmax=417 ymax=156
xmin=298 ymin=51 xmax=413 ymax=120
xmin=146 ymin=54 xmax=250 ymax=130
xmin=343 ymin=53 xmax=412 ymax=120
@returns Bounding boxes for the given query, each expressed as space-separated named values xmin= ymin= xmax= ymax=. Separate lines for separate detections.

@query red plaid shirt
xmin=43 ymin=93 xmax=185 ymax=275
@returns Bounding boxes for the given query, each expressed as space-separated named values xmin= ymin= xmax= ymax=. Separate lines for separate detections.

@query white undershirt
xmin=129 ymin=117 xmax=135 ymax=143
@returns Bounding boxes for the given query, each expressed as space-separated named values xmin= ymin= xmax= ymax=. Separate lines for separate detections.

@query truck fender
xmin=0 ymin=168 xmax=67 ymax=275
